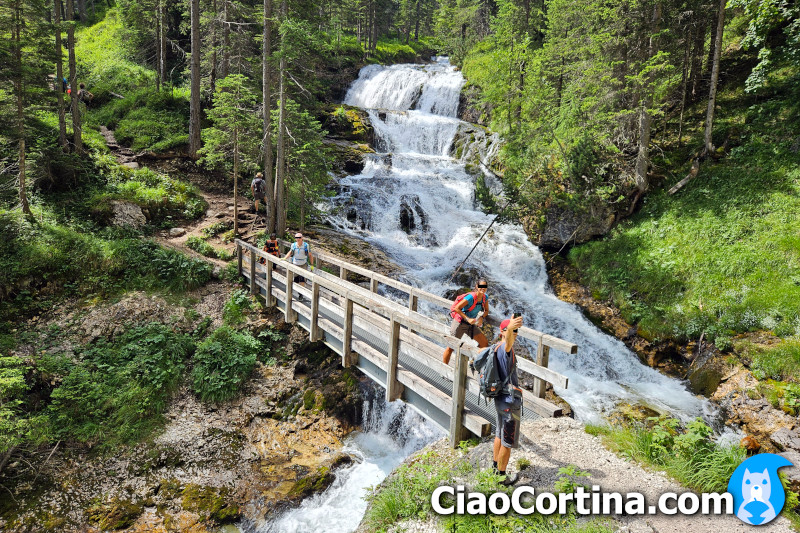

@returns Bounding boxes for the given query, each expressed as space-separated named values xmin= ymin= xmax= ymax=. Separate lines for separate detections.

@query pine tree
xmin=199 ymin=74 xmax=261 ymax=237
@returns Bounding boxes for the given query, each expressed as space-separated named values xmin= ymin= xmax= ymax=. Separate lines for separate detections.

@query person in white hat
xmin=283 ymin=233 xmax=315 ymax=297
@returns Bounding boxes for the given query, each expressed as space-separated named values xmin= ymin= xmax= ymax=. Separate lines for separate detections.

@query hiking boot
xmin=499 ymin=473 xmax=519 ymax=487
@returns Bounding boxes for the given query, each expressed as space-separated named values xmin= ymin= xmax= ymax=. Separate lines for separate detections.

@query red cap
xmin=500 ymin=319 xmax=510 ymax=331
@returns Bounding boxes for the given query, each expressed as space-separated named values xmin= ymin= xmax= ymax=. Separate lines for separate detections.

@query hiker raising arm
xmin=492 ymin=314 xmax=524 ymax=486
xmin=443 ymin=279 xmax=490 ymax=365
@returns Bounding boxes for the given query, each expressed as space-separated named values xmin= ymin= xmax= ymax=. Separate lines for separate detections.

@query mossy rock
xmin=85 ymin=498 xmax=144 ymax=530
xmin=181 ymin=484 xmax=239 ymax=523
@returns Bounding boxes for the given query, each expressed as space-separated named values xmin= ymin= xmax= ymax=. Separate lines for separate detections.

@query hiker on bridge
xmin=443 ymin=279 xmax=489 ymax=365
xmin=284 ymin=233 xmax=315 ymax=294
xmin=492 ymin=314 xmax=524 ymax=486
xmin=259 ymin=233 xmax=280 ymax=265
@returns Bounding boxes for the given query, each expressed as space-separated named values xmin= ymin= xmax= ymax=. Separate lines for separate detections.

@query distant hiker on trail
xmin=250 ymin=172 xmax=267 ymax=223
xmin=491 ymin=314 xmax=524 ymax=486
xmin=259 ymin=233 xmax=280 ymax=265
xmin=61 ymin=77 xmax=68 ymax=93
xmin=77 ymin=83 xmax=93 ymax=105
xmin=443 ymin=279 xmax=489 ymax=365
xmin=283 ymin=233 xmax=315 ymax=298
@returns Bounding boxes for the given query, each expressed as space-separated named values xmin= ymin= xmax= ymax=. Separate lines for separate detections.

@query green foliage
xmin=191 ymin=326 xmax=260 ymax=403
xmin=554 ymin=465 xmax=590 ymax=494
xmin=0 ymin=209 xmax=211 ymax=320
xmin=222 ymin=289 xmax=252 ymax=326
xmin=272 ymin=98 xmax=331 ymax=225
xmin=199 ymin=74 xmax=261 ymax=176
xmin=186 ymin=236 xmax=234 ymax=261
xmin=598 ymin=418 xmax=746 ymax=493
xmin=202 ymin=221 xmax=232 ymax=238
xmin=47 ymin=324 xmax=194 ymax=445
xmin=91 ymin=158 xmax=207 ymax=222
xmin=738 ymin=339 xmax=800 ymax=383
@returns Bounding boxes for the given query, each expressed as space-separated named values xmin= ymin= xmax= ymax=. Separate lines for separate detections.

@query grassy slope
xmin=568 ymin=61 xmax=800 ymax=355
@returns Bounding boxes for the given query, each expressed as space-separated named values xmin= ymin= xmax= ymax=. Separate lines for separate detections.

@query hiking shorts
xmin=292 ymin=262 xmax=309 ymax=284
xmin=450 ymin=318 xmax=478 ymax=340
xmin=495 ymin=396 xmax=521 ymax=449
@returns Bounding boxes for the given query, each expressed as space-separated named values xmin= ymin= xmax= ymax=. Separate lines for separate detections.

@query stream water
xmin=241 ymin=57 xmax=723 ymax=532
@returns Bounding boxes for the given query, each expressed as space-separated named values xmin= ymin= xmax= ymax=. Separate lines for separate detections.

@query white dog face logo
xmin=742 ymin=468 xmax=771 ymax=502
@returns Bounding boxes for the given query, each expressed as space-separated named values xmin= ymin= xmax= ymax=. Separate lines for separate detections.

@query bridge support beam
xmin=449 ymin=346 xmax=469 ymax=448
xmin=285 ymin=273 xmax=296 ymax=324
xmin=265 ymin=260 xmax=275 ymax=307
xmin=342 ymin=295 xmax=356 ymax=367
xmin=310 ymin=281 xmax=321 ymax=341
xmin=386 ymin=315 xmax=404 ymax=402
xmin=533 ymin=334 xmax=550 ymax=398
xmin=249 ymin=250 xmax=257 ymax=296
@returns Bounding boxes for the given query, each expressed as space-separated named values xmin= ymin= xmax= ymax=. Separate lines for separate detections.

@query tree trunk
xmin=211 ymin=0 xmax=217 ymax=96
xmin=156 ymin=0 xmax=166 ymax=90
xmin=262 ymin=0 xmax=275 ymax=232
xmin=66 ymin=0 xmax=81 ymax=154
xmin=13 ymin=0 xmax=32 ymax=217
xmin=77 ymin=0 xmax=86 ymax=22
xmin=300 ymin=172 xmax=305 ymax=233
xmin=704 ymin=6 xmax=718 ymax=78
xmin=704 ymin=0 xmax=725 ymax=154
xmin=633 ymin=2 xmax=661 ymax=195
xmin=188 ymin=0 xmax=202 ymax=157
xmin=275 ymin=0 xmax=287 ymax=236
xmin=233 ymin=124 xmax=239 ymax=237
xmin=678 ymin=28 xmax=690 ymax=147
xmin=55 ymin=0 xmax=68 ymax=150
xmin=221 ymin=0 xmax=230 ymax=79
xmin=689 ymin=17 xmax=706 ymax=98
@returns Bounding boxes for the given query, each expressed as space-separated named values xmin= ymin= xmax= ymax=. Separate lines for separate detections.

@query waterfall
xmin=330 ymin=58 xmax=717 ymax=426
xmin=243 ymin=395 xmax=442 ymax=533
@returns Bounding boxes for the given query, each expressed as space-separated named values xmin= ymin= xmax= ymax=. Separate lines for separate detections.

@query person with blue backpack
xmin=443 ymin=279 xmax=490 ymax=365
xmin=491 ymin=314 xmax=524 ymax=486
xmin=283 ymin=233 xmax=315 ymax=299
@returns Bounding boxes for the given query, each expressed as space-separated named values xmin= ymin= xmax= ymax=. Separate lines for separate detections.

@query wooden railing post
xmin=265 ymin=260 xmax=275 ymax=307
xmin=342 ymin=293 xmax=355 ymax=367
xmin=370 ymin=276 xmax=378 ymax=293
xmin=386 ymin=314 xmax=403 ymax=402
xmin=237 ymin=242 xmax=243 ymax=277
xmin=310 ymin=280 xmax=321 ymax=341
xmin=340 ymin=266 xmax=348 ymax=281
xmin=249 ymin=250 xmax=257 ymax=296
xmin=533 ymin=334 xmax=550 ymax=398
xmin=285 ymin=269 xmax=295 ymax=324
xmin=450 ymin=346 xmax=468 ymax=448
xmin=408 ymin=289 xmax=418 ymax=334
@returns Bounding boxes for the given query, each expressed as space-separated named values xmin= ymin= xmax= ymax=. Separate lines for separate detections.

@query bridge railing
xmin=236 ymin=238 xmax=577 ymax=447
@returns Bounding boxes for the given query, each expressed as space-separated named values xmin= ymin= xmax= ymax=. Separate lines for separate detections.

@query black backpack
xmin=470 ymin=342 xmax=514 ymax=404
xmin=254 ymin=178 xmax=266 ymax=195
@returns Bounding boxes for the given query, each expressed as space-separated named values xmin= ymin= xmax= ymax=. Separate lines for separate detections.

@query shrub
xmin=222 ymin=289 xmax=252 ymax=326
xmin=192 ymin=327 xmax=260 ymax=403
xmin=46 ymin=324 xmax=194 ymax=445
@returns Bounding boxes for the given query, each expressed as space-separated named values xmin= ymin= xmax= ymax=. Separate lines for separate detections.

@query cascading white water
xmin=331 ymin=57 xmax=717 ymax=425
xmin=241 ymin=396 xmax=442 ymax=533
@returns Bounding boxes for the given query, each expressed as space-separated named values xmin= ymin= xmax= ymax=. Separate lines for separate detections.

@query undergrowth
xmin=0 ymin=208 xmax=212 ymax=321
xmin=191 ymin=326 xmax=260 ymax=403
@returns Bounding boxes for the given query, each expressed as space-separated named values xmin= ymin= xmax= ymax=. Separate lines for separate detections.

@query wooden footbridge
xmin=235 ymin=238 xmax=577 ymax=447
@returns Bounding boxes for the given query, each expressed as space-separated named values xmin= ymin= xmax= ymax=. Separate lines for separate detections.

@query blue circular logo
xmin=727 ymin=453 xmax=793 ymax=525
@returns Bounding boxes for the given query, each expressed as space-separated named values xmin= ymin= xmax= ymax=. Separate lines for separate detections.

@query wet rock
xmin=399 ymin=195 xmax=427 ymax=235
xmin=110 ymin=200 xmax=147 ymax=227
xmin=85 ymin=497 xmax=143 ymax=530
xmin=686 ymin=346 xmax=731 ymax=397
xmin=536 ymin=204 xmax=617 ymax=251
